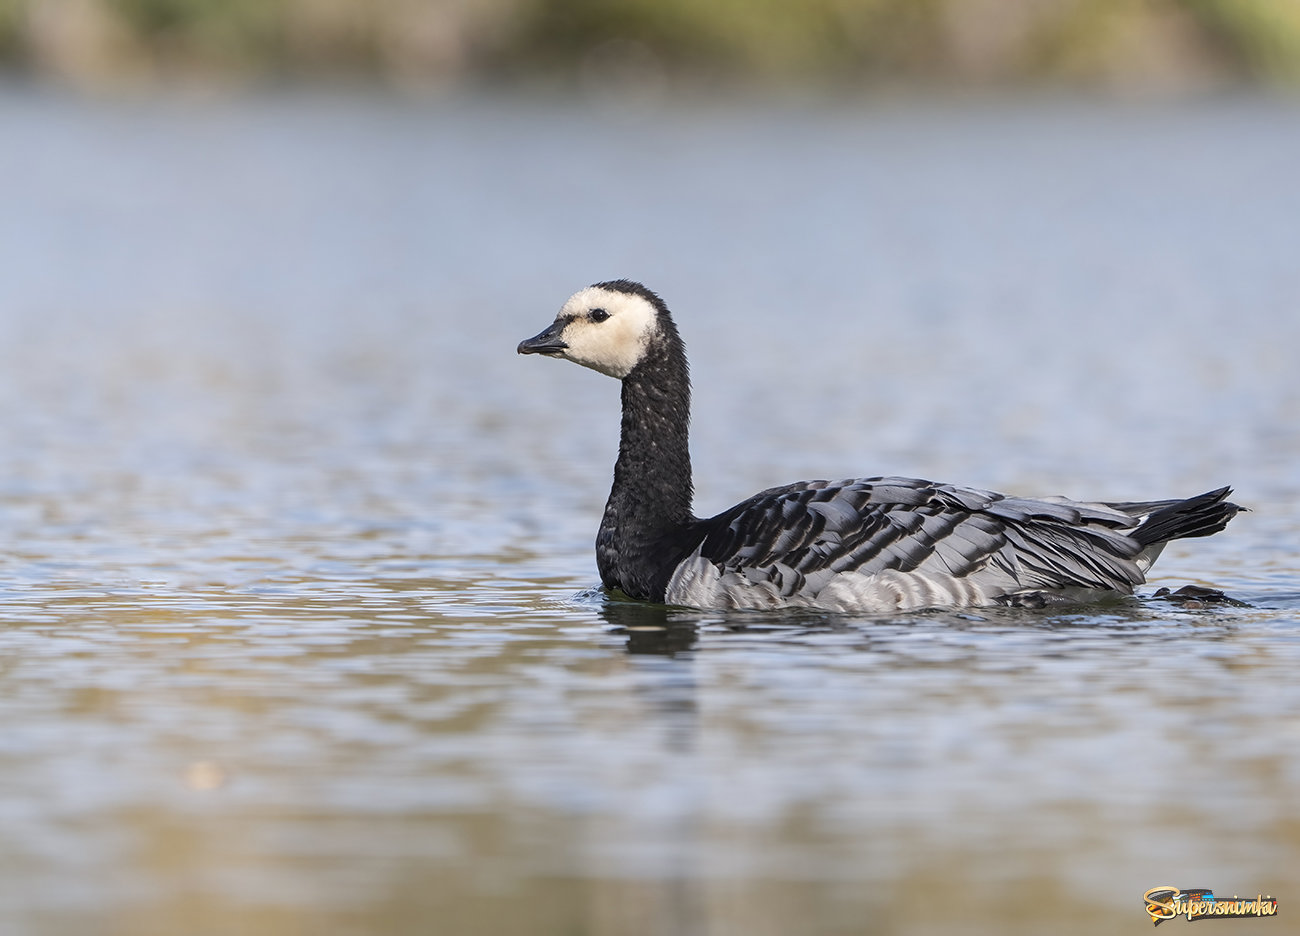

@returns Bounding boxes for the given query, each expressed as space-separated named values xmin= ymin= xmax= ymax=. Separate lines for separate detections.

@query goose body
xmin=518 ymin=280 xmax=1241 ymax=612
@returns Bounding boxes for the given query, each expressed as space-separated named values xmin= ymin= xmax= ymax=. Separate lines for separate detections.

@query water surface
xmin=0 ymin=91 xmax=1297 ymax=935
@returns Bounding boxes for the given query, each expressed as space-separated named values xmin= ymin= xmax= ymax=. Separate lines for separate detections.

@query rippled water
xmin=1 ymin=90 xmax=1298 ymax=935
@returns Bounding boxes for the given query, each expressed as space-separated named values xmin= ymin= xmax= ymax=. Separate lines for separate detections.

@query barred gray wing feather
xmin=684 ymin=476 xmax=1151 ymax=607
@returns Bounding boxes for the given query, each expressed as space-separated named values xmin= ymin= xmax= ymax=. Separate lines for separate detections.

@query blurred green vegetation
xmin=2 ymin=0 xmax=1299 ymax=91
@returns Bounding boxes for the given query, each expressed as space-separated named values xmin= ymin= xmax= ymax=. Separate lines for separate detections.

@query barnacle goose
xmin=518 ymin=280 xmax=1242 ymax=612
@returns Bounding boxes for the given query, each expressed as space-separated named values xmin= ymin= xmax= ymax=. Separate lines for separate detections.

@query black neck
xmin=597 ymin=335 xmax=696 ymax=596
xmin=611 ymin=344 xmax=695 ymax=528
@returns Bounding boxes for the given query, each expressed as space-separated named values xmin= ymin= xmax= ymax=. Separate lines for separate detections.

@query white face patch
xmin=551 ymin=286 xmax=659 ymax=379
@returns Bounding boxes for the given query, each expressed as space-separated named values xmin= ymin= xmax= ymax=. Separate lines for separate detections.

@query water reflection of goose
xmin=519 ymin=280 xmax=1241 ymax=613
xmin=597 ymin=597 xmax=703 ymax=656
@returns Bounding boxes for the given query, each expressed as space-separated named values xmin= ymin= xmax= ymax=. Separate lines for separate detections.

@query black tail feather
xmin=1132 ymin=486 xmax=1243 ymax=548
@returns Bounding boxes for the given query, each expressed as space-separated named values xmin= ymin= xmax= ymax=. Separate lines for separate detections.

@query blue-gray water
xmin=0 ymin=90 xmax=1297 ymax=935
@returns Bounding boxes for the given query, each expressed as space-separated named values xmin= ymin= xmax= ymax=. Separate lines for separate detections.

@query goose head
xmin=518 ymin=280 xmax=668 ymax=379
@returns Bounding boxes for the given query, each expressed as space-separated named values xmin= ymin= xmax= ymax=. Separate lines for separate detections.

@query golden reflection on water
xmin=3 ymin=569 xmax=1297 ymax=935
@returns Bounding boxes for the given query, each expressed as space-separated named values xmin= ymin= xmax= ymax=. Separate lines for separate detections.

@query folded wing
xmin=668 ymin=477 xmax=1161 ymax=609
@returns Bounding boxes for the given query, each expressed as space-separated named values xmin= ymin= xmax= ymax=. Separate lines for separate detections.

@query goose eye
xmin=589 ymin=309 xmax=610 ymax=323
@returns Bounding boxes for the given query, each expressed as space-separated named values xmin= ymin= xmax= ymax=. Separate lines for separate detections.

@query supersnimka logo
xmin=1143 ymin=886 xmax=1278 ymax=926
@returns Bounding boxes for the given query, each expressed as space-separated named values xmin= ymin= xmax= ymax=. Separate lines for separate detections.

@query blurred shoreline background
xmin=3 ymin=0 xmax=1299 ymax=96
